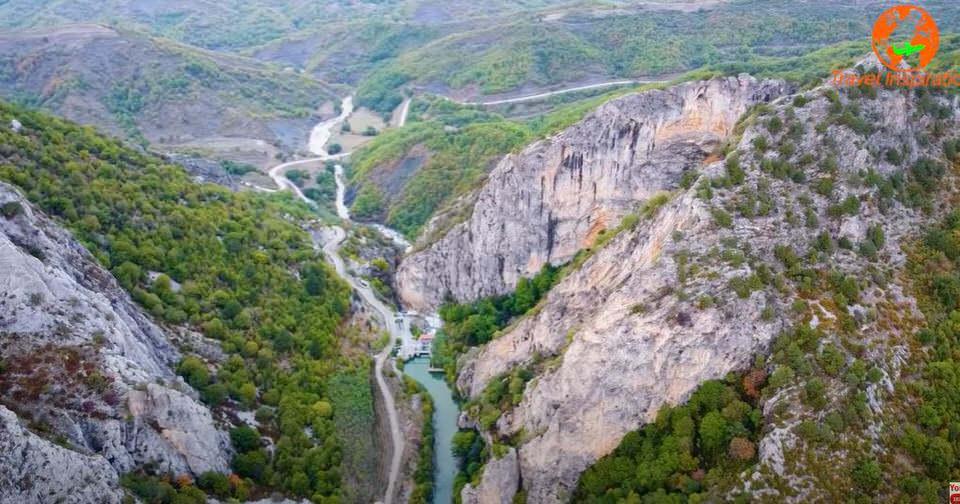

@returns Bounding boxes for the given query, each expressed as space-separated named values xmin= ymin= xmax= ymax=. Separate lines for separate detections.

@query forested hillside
xmin=0 ymin=0 xmax=558 ymax=51
xmin=352 ymin=0 xmax=960 ymax=112
xmin=0 ymin=100 xmax=376 ymax=502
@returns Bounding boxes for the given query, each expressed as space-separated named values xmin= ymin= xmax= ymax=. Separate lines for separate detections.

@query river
xmin=404 ymin=358 xmax=460 ymax=504
xmin=268 ymin=96 xmax=458 ymax=504
xmin=309 ymin=96 xmax=354 ymax=156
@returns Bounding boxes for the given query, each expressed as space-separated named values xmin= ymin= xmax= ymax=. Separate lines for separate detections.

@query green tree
xmin=177 ymin=356 xmax=209 ymax=390
xmin=698 ymin=411 xmax=728 ymax=459
xmin=230 ymin=426 xmax=261 ymax=453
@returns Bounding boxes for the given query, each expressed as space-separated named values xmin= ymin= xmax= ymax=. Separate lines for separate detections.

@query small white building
xmin=400 ymin=332 xmax=434 ymax=360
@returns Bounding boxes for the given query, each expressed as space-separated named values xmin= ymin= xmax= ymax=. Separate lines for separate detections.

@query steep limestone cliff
xmin=448 ymin=66 xmax=948 ymax=501
xmin=396 ymin=75 xmax=789 ymax=311
xmin=0 ymin=182 xmax=231 ymax=501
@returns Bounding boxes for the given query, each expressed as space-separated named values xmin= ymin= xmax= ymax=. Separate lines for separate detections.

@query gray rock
xmin=460 ymin=447 xmax=519 ymax=504
xmin=127 ymin=384 xmax=231 ymax=474
xmin=0 ymin=183 xmax=231 ymax=500
xmin=0 ymin=405 xmax=124 ymax=504
xmin=418 ymin=70 xmax=945 ymax=501
xmin=397 ymin=75 xmax=789 ymax=311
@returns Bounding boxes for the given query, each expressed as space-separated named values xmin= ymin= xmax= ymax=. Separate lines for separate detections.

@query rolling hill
xmin=0 ymin=23 xmax=341 ymax=167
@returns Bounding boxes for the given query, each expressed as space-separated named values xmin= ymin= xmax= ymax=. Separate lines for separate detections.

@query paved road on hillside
xmin=459 ymin=78 xmax=661 ymax=106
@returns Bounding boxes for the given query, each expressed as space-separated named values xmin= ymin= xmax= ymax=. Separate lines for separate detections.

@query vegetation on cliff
xmin=0 ymin=100 xmax=373 ymax=502
xmin=573 ymin=72 xmax=960 ymax=501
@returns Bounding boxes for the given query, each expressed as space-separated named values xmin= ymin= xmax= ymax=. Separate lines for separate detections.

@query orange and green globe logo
xmin=871 ymin=4 xmax=939 ymax=72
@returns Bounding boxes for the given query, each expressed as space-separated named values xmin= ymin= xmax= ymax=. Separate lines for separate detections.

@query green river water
xmin=404 ymin=357 xmax=459 ymax=504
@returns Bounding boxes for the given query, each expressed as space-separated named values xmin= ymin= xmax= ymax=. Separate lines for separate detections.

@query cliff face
xmin=457 ymin=191 xmax=780 ymax=502
xmin=440 ymin=66 xmax=944 ymax=502
xmin=0 ymin=182 xmax=231 ymax=502
xmin=396 ymin=75 xmax=789 ymax=311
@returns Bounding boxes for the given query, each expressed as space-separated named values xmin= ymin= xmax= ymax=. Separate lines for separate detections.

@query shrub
xmin=726 ymin=154 xmax=745 ymax=185
xmin=177 ymin=357 xmax=209 ymax=390
xmin=285 ymin=169 xmax=308 ymax=187
xmin=752 ymin=136 xmax=768 ymax=152
xmin=711 ymin=208 xmax=733 ymax=228
xmin=0 ymin=201 xmax=22 ymax=218
xmin=851 ymin=459 xmax=881 ymax=492
xmin=767 ymin=365 xmax=795 ymax=390
xmin=197 ymin=471 xmax=231 ymax=498
xmin=858 ymin=240 xmax=878 ymax=261
xmin=679 ymin=169 xmax=699 ymax=189
xmin=814 ymin=177 xmax=834 ymax=197
xmin=232 ymin=449 xmax=268 ymax=480
xmin=767 ymin=116 xmax=783 ymax=134
xmin=230 ymin=426 xmax=261 ymax=453
xmin=803 ymin=378 xmax=828 ymax=408
xmin=841 ymin=195 xmax=860 ymax=215
xmin=933 ymin=275 xmax=960 ymax=309
xmin=804 ymin=208 xmax=819 ymax=229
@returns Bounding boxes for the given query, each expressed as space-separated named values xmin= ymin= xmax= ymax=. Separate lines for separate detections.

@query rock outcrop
xmin=0 ymin=405 xmax=125 ymax=504
xmin=458 ymin=190 xmax=783 ymax=502
xmin=460 ymin=447 xmax=520 ymax=504
xmin=397 ymin=75 xmax=789 ymax=311
xmin=445 ymin=66 xmax=944 ymax=501
xmin=0 ymin=182 xmax=231 ymax=501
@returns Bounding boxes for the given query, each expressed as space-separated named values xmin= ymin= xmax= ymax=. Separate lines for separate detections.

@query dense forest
xmin=0 ymin=100 xmax=372 ymax=502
